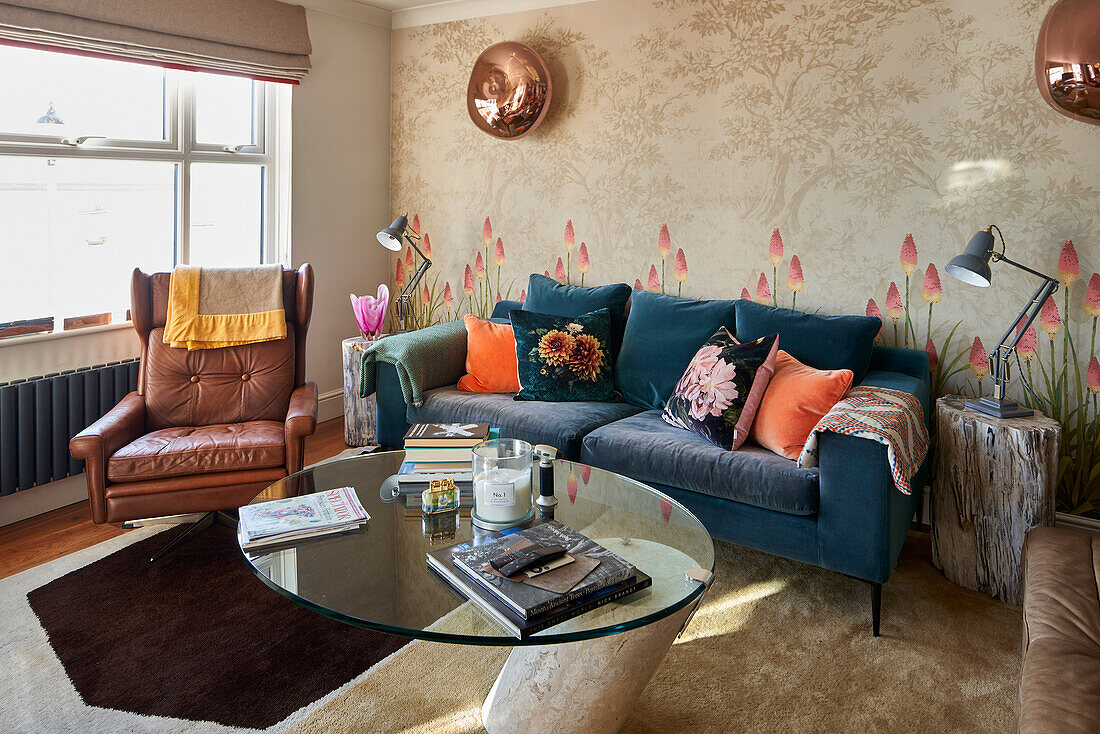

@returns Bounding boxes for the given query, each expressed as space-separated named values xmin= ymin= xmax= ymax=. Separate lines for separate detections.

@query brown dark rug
xmin=26 ymin=523 xmax=409 ymax=729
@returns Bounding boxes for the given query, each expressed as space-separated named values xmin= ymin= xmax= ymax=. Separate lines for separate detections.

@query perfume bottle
xmin=421 ymin=477 xmax=461 ymax=514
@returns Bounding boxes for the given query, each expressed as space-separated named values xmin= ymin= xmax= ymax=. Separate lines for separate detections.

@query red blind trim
xmin=0 ymin=37 xmax=300 ymax=84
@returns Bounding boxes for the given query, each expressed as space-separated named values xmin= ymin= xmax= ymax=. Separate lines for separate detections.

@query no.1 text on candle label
xmin=485 ymin=483 xmax=515 ymax=506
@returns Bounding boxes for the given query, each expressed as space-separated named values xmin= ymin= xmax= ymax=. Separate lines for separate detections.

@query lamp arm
xmin=392 ymin=232 xmax=432 ymax=331
xmin=989 ymin=277 xmax=1058 ymax=399
xmin=993 ymin=252 xmax=1059 ymax=283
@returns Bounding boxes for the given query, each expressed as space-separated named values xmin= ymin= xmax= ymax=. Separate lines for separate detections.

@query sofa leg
xmin=871 ymin=582 xmax=882 ymax=637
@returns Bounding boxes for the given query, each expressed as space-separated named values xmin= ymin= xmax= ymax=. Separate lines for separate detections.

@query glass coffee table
xmin=239 ymin=451 xmax=714 ymax=734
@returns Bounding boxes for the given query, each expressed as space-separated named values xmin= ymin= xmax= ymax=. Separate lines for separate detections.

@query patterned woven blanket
xmin=797 ymin=386 xmax=929 ymax=495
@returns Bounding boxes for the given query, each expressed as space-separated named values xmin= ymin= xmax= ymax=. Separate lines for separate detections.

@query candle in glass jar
xmin=474 ymin=466 xmax=532 ymax=524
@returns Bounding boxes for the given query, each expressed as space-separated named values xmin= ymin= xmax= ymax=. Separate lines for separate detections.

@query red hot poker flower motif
xmin=463 ymin=264 xmax=474 ymax=296
xmin=922 ymin=263 xmax=942 ymax=303
xmin=579 ymin=464 xmax=591 ymax=483
xmin=395 ymin=258 xmax=406 ymax=288
xmin=577 ymin=243 xmax=590 ymax=274
xmin=496 ymin=291 xmax=502 ymax=303
xmin=1059 ymin=240 xmax=1079 ymax=289
xmin=969 ymin=337 xmax=988 ymax=378
xmin=474 ymin=251 xmax=485 ymax=279
xmin=482 ymin=217 xmax=492 ymax=248
xmin=422 ymin=283 xmax=430 ymax=306
xmin=660 ymin=497 xmax=673 ymax=523
xmin=1040 ymin=296 xmax=1062 ymax=339
xmin=519 ymin=289 xmax=526 ymax=303
xmin=900 ymin=233 xmax=918 ymax=277
xmin=740 ymin=287 xmax=752 ymax=300
xmin=866 ymin=297 xmax=883 ymax=343
xmin=555 ymin=257 xmax=567 ymax=284
xmin=410 ymin=214 xmax=421 ymax=235
xmin=405 ymin=246 xmax=414 ymax=271
xmin=647 ymin=264 xmax=661 ymax=293
xmin=673 ymin=248 xmax=688 ymax=282
xmin=421 ymin=233 xmax=432 ymax=258
xmin=1085 ymin=273 xmax=1100 ymax=318
xmin=1089 ymin=357 xmax=1100 ymax=394
xmin=1015 ymin=316 xmax=1038 ymax=361
xmin=634 ymin=278 xmax=644 ymax=291
xmin=885 ymin=282 xmax=903 ymax=322
xmin=494 ymin=237 xmax=505 ymax=267
xmin=769 ymin=228 xmax=783 ymax=267
xmin=564 ymin=220 xmax=575 ymax=252
xmin=787 ymin=255 xmax=803 ymax=292
xmin=567 ymin=470 xmax=578 ymax=504
xmin=443 ymin=282 xmax=453 ymax=309
xmin=658 ymin=224 xmax=671 ymax=260
xmin=925 ymin=339 xmax=938 ymax=370
xmin=755 ymin=273 xmax=771 ymax=304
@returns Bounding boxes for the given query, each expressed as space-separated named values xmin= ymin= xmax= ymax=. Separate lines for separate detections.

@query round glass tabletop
xmin=239 ymin=451 xmax=714 ymax=646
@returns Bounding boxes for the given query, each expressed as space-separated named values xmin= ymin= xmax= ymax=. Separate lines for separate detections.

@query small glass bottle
xmin=421 ymin=477 xmax=461 ymax=514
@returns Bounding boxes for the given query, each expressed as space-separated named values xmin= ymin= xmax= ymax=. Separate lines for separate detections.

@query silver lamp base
xmin=964 ymin=396 xmax=1034 ymax=419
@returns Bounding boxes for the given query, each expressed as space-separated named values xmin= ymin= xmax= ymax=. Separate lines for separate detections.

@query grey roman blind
xmin=0 ymin=0 xmax=311 ymax=83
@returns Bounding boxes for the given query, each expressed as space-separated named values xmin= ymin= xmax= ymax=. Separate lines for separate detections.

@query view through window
xmin=0 ymin=45 xmax=286 ymax=336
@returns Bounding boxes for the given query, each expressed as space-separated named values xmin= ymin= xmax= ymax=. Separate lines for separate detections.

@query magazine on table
xmin=238 ymin=487 xmax=369 ymax=542
xmin=237 ymin=520 xmax=367 ymax=551
xmin=449 ymin=521 xmax=638 ymax=620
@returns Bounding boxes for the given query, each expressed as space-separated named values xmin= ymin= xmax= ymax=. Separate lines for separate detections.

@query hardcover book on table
xmin=403 ymin=422 xmax=490 ymax=447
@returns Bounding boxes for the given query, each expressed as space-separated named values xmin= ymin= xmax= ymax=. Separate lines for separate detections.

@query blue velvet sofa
xmin=368 ymin=279 xmax=930 ymax=635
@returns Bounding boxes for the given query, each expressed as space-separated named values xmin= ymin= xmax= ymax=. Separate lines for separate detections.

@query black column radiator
xmin=0 ymin=359 xmax=139 ymax=495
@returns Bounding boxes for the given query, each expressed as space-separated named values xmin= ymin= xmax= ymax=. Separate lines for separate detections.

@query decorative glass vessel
xmin=471 ymin=438 xmax=534 ymax=530
xmin=421 ymin=477 xmax=461 ymax=514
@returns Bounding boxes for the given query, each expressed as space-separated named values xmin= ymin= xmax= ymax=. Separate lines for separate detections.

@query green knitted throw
xmin=358 ymin=320 xmax=467 ymax=406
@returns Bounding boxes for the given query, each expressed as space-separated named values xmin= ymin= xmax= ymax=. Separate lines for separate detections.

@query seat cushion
xmin=1019 ymin=526 xmax=1100 ymax=733
xmin=107 ymin=421 xmax=286 ymax=482
xmin=407 ymin=386 xmax=643 ymax=459
xmin=581 ymin=410 xmax=819 ymax=516
xmin=614 ymin=291 xmax=738 ymax=410
xmin=521 ymin=273 xmax=632 ymax=357
xmin=734 ymin=299 xmax=880 ymax=383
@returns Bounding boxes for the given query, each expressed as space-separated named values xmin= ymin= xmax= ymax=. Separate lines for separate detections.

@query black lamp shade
xmin=945 ymin=229 xmax=994 ymax=287
xmin=377 ymin=215 xmax=408 ymax=252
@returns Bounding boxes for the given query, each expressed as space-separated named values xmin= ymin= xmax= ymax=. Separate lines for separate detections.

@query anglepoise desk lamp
xmin=377 ymin=214 xmax=431 ymax=333
xmin=944 ymin=225 xmax=1059 ymax=418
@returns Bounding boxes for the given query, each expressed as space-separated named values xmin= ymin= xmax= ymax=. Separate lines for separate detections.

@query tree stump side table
xmin=342 ymin=336 xmax=382 ymax=447
xmin=931 ymin=395 xmax=1060 ymax=605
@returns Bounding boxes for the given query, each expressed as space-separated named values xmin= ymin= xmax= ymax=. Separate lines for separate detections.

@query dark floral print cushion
xmin=662 ymin=328 xmax=779 ymax=450
xmin=509 ymin=308 xmax=616 ymax=402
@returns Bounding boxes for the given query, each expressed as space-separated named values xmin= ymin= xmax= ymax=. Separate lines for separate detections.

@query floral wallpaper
xmin=389 ymin=0 xmax=1100 ymax=515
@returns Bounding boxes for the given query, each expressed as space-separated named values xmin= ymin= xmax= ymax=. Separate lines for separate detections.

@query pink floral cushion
xmin=661 ymin=328 xmax=779 ymax=451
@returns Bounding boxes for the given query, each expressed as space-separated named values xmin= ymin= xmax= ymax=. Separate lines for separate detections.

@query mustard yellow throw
xmin=163 ymin=265 xmax=286 ymax=350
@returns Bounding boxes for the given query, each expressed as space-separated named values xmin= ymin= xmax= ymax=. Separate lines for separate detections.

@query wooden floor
xmin=0 ymin=417 xmax=348 ymax=581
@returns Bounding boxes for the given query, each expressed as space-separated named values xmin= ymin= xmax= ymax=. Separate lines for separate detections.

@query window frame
xmin=0 ymin=62 xmax=290 ymax=338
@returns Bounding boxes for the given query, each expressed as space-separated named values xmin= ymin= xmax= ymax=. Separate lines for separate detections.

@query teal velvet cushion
xmin=614 ymin=291 xmax=738 ymax=410
xmin=734 ymin=299 xmax=880 ymax=382
xmin=521 ymin=274 xmax=632 ymax=356
xmin=662 ymin=328 xmax=779 ymax=450
xmin=509 ymin=308 xmax=617 ymax=402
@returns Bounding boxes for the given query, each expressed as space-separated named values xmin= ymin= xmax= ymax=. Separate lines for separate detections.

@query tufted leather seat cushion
xmin=144 ymin=326 xmax=295 ymax=430
xmin=107 ymin=421 xmax=286 ymax=482
xmin=1019 ymin=526 xmax=1100 ymax=733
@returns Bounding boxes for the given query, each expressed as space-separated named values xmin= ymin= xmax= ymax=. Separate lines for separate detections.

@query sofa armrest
xmin=285 ymin=382 xmax=318 ymax=474
xmin=359 ymin=320 xmax=468 ymax=405
xmin=491 ymin=300 xmax=523 ymax=320
xmin=868 ymin=345 xmax=929 ymax=382
xmin=69 ymin=391 xmax=146 ymax=524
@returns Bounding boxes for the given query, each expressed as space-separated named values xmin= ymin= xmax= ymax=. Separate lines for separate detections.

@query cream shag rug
xmin=288 ymin=531 xmax=1021 ymax=734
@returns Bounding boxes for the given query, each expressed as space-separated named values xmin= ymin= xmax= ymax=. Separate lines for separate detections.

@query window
xmin=0 ymin=45 xmax=289 ymax=336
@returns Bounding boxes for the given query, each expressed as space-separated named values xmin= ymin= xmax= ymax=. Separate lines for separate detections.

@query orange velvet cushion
xmin=457 ymin=315 xmax=521 ymax=393
xmin=750 ymin=350 xmax=853 ymax=460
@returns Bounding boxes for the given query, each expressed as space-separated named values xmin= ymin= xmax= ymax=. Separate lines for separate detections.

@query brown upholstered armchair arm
xmin=69 ymin=391 xmax=146 ymax=523
xmin=285 ymin=381 xmax=318 ymax=474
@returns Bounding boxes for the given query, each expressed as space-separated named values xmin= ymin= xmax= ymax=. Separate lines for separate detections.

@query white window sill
xmin=0 ymin=321 xmax=133 ymax=348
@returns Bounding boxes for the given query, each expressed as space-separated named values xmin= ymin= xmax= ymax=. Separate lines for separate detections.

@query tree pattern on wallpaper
xmin=388 ymin=0 xmax=1099 ymax=515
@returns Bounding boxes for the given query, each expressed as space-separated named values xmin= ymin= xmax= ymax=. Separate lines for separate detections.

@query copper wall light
xmin=1035 ymin=0 xmax=1100 ymax=125
xmin=466 ymin=41 xmax=552 ymax=140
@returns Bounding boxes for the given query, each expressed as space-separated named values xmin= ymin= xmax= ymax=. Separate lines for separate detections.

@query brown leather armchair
xmin=70 ymin=265 xmax=318 ymax=553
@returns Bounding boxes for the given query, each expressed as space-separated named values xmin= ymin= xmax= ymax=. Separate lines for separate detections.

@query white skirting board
xmin=318 ymin=388 xmax=343 ymax=423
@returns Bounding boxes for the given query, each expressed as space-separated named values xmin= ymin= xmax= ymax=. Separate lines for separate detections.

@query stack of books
xmin=237 ymin=487 xmax=370 ymax=551
xmin=426 ymin=520 xmax=651 ymax=638
xmin=398 ymin=422 xmax=494 ymax=501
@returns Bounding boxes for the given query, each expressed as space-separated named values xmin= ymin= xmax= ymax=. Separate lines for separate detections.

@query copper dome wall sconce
xmin=1035 ymin=0 xmax=1100 ymax=126
xmin=466 ymin=41 xmax=552 ymax=140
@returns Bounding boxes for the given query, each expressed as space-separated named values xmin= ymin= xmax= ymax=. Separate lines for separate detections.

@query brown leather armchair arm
xmin=70 ymin=391 xmax=147 ymax=524
xmin=285 ymin=381 xmax=318 ymax=474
